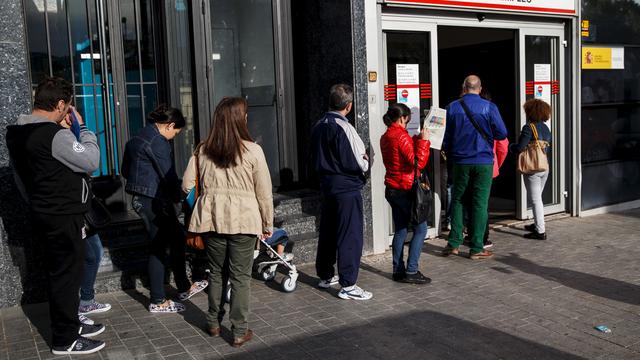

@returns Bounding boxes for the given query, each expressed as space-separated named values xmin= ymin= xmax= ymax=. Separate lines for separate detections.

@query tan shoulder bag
xmin=517 ymin=123 xmax=549 ymax=175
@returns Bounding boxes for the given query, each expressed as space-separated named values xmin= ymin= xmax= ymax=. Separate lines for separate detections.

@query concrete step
xmin=93 ymin=190 xmax=322 ymax=294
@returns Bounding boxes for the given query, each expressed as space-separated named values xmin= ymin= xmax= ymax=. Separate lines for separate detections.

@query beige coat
xmin=182 ymin=141 xmax=273 ymax=236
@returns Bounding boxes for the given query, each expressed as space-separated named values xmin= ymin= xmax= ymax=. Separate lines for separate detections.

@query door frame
xmin=517 ymin=26 xmax=566 ymax=219
xmin=380 ymin=18 xmax=440 ymax=242
xmin=378 ymin=12 xmax=570 ymax=241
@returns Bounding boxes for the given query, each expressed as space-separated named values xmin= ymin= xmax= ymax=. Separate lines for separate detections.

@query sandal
xmin=149 ymin=300 xmax=185 ymax=313
xmin=178 ymin=280 xmax=209 ymax=301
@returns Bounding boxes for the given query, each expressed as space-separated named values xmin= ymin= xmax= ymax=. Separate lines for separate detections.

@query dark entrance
xmin=437 ymin=26 xmax=518 ymax=220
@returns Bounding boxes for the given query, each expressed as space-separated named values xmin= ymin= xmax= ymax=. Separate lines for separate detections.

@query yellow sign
xmin=582 ymin=47 xmax=625 ymax=69
xmin=581 ymin=20 xmax=590 ymax=38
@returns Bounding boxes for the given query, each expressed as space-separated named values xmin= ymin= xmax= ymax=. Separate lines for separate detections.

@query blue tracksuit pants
xmin=315 ymin=191 xmax=364 ymax=287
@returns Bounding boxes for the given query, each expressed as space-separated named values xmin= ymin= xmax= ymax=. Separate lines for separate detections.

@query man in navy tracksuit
xmin=311 ymin=84 xmax=372 ymax=300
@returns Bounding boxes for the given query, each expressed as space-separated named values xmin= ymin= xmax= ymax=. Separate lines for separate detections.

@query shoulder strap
xmin=459 ymin=99 xmax=492 ymax=146
xmin=529 ymin=123 xmax=539 ymax=141
xmin=194 ymin=144 xmax=202 ymax=197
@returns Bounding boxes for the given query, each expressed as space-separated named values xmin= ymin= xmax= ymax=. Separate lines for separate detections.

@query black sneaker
xmin=524 ymin=223 xmax=536 ymax=232
xmin=51 ymin=336 xmax=105 ymax=355
xmin=483 ymin=240 xmax=494 ymax=249
xmin=524 ymin=231 xmax=547 ymax=240
xmin=79 ymin=323 xmax=105 ymax=338
xmin=402 ymin=271 xmax=431 ymax=284
xmin=392 ymin=272 xmax=406 ymax=282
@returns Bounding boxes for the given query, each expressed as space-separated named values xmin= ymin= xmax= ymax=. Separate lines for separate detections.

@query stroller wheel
xmin=261 ymin=268 xmax=277 ymax=282
xmin=281 ymin=276 xmax=297 ymax=293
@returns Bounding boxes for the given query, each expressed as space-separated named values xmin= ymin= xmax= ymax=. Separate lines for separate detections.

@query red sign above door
xmin=385 ymin=0 xmax=576 ymax=16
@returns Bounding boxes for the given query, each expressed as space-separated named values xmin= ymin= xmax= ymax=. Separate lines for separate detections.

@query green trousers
xmin=205 ymin=233 xmax=256 ymax=338
xmin=448 ymin=164 xmax=493 ymax=254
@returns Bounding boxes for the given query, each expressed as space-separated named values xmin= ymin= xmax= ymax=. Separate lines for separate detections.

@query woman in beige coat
xmin=182 ymin=97 xmax=273 ymax=347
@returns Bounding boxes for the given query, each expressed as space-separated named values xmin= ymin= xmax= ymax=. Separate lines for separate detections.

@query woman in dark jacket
xmin=511 ymin=99 xmax=552 ymax=240
xmin=122 ymin=105 xmax=207 ymax=313
xmin=380 ymin=103 xmax=431 ymax=284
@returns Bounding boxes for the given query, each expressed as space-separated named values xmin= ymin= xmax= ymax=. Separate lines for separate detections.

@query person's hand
xmin=60 ymin=113 xmax=72 ymax=129
xmin=260 ymin=230 xmax=273 ymax=240
xmin=69 ymin=105 xmax=84 ymax=125
xmin=420 ymin=127 xmax=430 ymax=140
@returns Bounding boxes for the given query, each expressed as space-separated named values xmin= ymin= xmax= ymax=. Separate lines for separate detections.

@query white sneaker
xmin=317 ymin=275 xmax=339 ymax=289
xmin=149 ymin=300 xmax=185 ymax=313
xmin=281 ymin=253 xmax=294 ymax=262
xmin=78 ymin=313 xmax=94 ymax=325
xmin=338 ymin=285 xmax=372 ymax=300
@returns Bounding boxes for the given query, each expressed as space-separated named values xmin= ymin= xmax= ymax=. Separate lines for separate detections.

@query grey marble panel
xmin=0 ymin=1 xmax=34 ymax=307
xmin=0 ymin=0 xmax=27 ymax=44
xmin=350 ymin=0 xmax=373 ymax=253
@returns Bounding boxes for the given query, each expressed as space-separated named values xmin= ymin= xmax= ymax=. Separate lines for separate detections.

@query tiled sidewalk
xmin=1 ymin=210 xmax=640 ymax=359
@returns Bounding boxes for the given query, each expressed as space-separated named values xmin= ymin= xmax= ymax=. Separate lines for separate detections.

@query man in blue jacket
xmin=311 ymin=84 xmax=372 ymax=300
xmin=441 ymin=75 xmax=507 ymax=259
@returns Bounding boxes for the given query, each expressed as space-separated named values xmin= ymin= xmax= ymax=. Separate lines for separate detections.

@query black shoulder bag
xmin=411 ymin=158 xmax=433 ymax=225
xmin=459 ymin=99 xmax=493 ymax=147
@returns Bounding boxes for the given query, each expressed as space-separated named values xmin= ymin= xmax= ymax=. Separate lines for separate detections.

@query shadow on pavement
xmin=225 ymin=309 xmax=587 ymax=360
xmin=496 ymin=253 xmax=640 ymax=306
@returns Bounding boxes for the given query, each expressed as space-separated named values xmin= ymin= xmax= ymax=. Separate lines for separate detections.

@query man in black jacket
xmin=6 ymin=77 xmax=104 ymax=355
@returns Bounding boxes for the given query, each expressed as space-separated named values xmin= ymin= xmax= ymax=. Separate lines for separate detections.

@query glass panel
xmin=210 ymin=0 xmax=280 ymax=185
xmin=524 ymin=35 xmax=560 ymax=206
xmin=385 ymin=31 xmax=434 ymax=228
xmin=140 ymin=0 xmax=156 ymax=82
xmin=120 ymin=0 xmax=141 ymax=83
xmin=127 ymin=84 xmax=144 ymax=136
xmin=165 ymin=0 xmax=196 ymax=175
xmin=68 ymin=0 xmax=96 ymax=85
xmin=582 ymin=1 xmax=640 ymax=45
xmin=47 ymin=0 xmax=72 ymax=80
xmin=25 ymin=0 xmax=50 ymax=84
xmin=143 ymin=84 xmax=158 ymax=119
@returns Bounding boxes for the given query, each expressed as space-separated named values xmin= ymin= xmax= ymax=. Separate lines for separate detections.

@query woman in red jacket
xmin=380 ymin=103 xmax=431 ymax=284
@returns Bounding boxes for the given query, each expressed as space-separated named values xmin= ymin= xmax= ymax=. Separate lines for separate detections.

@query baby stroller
xmin=225 ymin=229 xmax=298 ymax=301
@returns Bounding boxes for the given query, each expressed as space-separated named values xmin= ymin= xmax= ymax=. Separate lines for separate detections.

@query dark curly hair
xmin=523 ymin=99 xmax=551 ymax=123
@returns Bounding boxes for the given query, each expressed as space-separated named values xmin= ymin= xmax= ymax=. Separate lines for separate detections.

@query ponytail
xmin=383 ymin=103 xmax=411 ymax=127
xmin=147 ymin=104 xmax=186 ymax=129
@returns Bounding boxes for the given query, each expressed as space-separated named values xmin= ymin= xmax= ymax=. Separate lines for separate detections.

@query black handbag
xmin=411 ymin=158 xmax=433 ymax=225
xmin=84 ymin=196 xmax=112 ymax=231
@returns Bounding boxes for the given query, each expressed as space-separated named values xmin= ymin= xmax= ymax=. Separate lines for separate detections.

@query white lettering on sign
xmin=385 ymin=0 xmax=576 ymax=15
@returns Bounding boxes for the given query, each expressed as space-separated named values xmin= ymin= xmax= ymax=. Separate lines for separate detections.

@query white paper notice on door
xmin=396 ymin=64 xmax=421 ymax=134
xmin=534 ymin=64 xmax=551 ymax=105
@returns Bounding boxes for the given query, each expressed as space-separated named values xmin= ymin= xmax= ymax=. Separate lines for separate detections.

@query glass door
xmin=517 ymin=28 xmax=566 ymax=218
xmin=381 ymin=19 xmax=439 ymax=242
xmin=196 ymin=0 xmax=296 ymax=187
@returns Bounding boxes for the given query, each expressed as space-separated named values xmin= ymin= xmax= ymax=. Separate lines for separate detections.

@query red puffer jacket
xmin=380 ymin=123 xmax=430 ymax=191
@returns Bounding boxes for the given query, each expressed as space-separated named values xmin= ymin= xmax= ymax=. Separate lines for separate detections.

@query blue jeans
xmin=80 ymin=234 xmax=103 ymax=304
xmin=385 ymin=188 xmax=427 ymax=274
xmin=265 ymin=228 xmax=288 ymax=248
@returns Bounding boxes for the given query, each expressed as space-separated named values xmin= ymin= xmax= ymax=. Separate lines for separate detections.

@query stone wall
xmin=0 ymin=0 xmax=42 ymax=307
xmin=291 ymin=0 xmax=373 ymax=253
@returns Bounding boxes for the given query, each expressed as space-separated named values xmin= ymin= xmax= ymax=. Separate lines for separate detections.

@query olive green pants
xmin=205 ymin=233 xmax=256 ymax=338
xmin=448 ymin=164 xmax=493 ymax=254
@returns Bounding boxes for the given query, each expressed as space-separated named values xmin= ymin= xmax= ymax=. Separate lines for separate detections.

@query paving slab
xmin=1 ymin=210 xmax=640 ymax=359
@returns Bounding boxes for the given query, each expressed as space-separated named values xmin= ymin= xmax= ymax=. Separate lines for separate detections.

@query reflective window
xmin=210 ymin=0 xmax=281 ymax=185
xmin=582 ymin=0 xmax=640 ymax=45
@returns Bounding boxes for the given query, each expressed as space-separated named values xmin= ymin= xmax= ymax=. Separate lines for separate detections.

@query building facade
xmin=0 ymin=0 xmax=638 ymax=307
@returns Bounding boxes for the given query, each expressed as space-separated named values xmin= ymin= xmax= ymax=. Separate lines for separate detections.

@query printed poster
xmin=534 ymin=64 xmax=551 ymax=105
xmin=396 ymin=64 xmax=421 ymax=134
